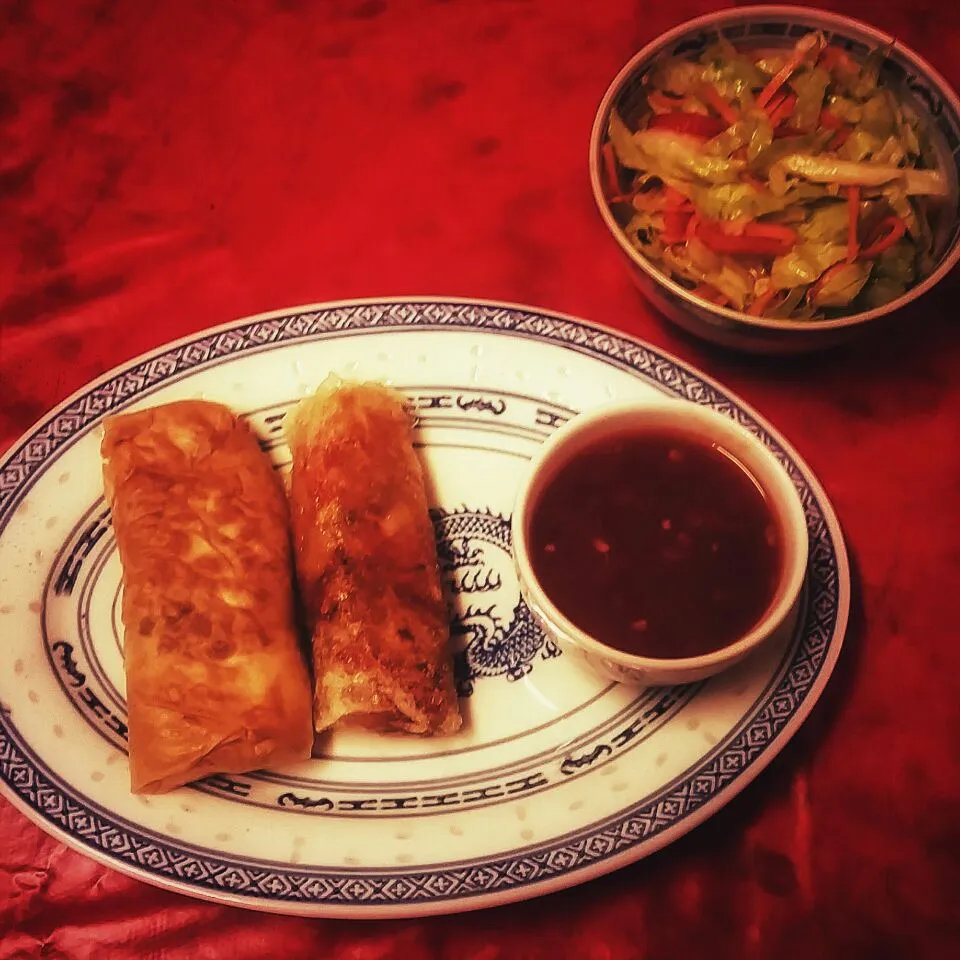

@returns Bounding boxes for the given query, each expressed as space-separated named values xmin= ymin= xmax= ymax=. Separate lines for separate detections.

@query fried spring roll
xmin=101 ymin=401 xmax=314 ymax=793
xmin=285 ymin=378 xmax=461 ymax=736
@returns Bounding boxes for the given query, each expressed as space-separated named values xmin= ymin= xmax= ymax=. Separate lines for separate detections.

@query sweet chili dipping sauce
xmin=528 ymin=430 xmax=783 ymax=659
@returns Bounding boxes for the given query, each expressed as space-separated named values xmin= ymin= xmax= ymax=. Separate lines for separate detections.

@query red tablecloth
xmin=2 ymin=1 xmax=959 ymax=957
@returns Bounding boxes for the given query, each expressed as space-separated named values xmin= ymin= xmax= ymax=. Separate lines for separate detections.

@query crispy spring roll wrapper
xmin=285 ymin=378 xmax=462 ymax=736
xmin=101 ymin=400 xmax=314 ymax=794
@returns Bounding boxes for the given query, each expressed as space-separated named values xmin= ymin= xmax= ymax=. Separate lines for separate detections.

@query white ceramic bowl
xmin=511 ymin=400 xmax=809 ymax=686
xmin=589 ymin=5 xmax=960 ymax=354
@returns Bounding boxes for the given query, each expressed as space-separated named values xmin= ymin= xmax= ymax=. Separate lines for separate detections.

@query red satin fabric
xmin=2 ymin=1 xmax=959 ymax=957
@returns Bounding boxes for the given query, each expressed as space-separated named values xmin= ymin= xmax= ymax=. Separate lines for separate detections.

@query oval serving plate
xmin=0 ymin=298 xmax=849 ymax=918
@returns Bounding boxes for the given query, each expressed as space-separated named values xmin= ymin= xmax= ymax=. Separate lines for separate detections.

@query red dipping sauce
xmin=528 ymin=430 xmax=783 ymax=660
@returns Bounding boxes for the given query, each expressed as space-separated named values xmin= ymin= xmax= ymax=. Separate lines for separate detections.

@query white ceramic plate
xmin=0 ymin=299 xmax=849 ymax=917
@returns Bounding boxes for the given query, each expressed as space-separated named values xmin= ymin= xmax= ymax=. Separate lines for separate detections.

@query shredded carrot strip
xmin=859 ymin=216 xmax=908 ymax=259
xmin=846 ymin=185 xmax=860 ymax=263
xmin=758 ymin=64 xmax=797 ymax=110
xmin=699 ymin=83 xmax=739 ymax=125
xmin=746 ymin=222 xmax=799 ymax=243
xmin=810 ymin=262 xmax=848 ymax=302
xmin=757 ymin=34 xmax=823 ymax=110
xmin=748 ymin=287 xmax=779 ymax=316
xmin=717 ymin=217 xmax=748 ymax=237
xmin=765 ymin=92 xmax=787 ymax=115
xmin=768 ymin=93 xmax=798 ymax=128
xmin=819 ymin=108 xmax=845 ymax=130
xmin=692 ymin=283 xmax=731 ymax=307
xmin=757 ymin=32 xmax=823 ymax=110
xmin=829 ymin=127 xmax=852 ymax=150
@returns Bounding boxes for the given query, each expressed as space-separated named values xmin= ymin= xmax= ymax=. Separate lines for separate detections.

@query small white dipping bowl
xmin=511 ymin=400 xmax=809 ymax=686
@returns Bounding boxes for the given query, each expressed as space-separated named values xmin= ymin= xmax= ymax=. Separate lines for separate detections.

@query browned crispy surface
xmin=101 ymin=400 xmax=314 ymax=793
xmin=285 ymin=378 xmax=461 ymax=736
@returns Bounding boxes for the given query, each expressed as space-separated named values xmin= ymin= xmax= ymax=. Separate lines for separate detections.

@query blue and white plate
xmin=0 ymin=299 xmax=849 ymax=917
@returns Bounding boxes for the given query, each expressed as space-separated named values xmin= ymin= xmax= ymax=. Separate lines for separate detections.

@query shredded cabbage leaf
xmin=790 ymin=67 xmax=831 ymax=132
xmin=771 ymin=243 xmax=847 ymax=289
xmin=797 ymin=202 xmax=849 ymax=245
xmin=810 ymin=261 xmax=872 ymax=307
xmin=769 ymin=153 xmax=948 ymax=195
xmin=632 ymin=129 xmax=746 ymax=183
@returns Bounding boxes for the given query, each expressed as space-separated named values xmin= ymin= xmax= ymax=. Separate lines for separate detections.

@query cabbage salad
xmin=604 ymin=31 xmax=949 ymax=318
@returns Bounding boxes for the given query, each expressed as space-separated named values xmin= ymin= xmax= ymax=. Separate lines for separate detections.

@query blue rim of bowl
xmin=589 ymin=4 xmax=960 ymax=333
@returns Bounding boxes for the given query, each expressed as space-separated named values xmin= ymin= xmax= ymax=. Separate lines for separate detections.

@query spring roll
xmin=101 ymin=400 xmax=314 ymax=793
xmin=285 ymin=377 xmax=461 ymax=736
